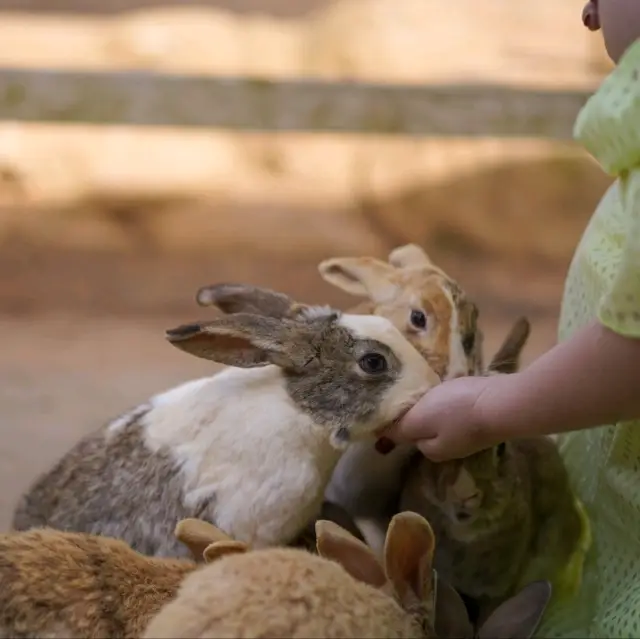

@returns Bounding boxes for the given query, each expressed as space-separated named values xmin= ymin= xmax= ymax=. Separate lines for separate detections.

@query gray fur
xmin=284 ymin=334 xmax=399 ymax=436
xmin=400 ymin=446 xmax=533 ymax=600
xmin=486 ymin=317 xmax=531 ymax=375
xmin=12 ymin=406 xmax=213 ymax=558
xmin=196 ymin=282 xmax=296 ymax=318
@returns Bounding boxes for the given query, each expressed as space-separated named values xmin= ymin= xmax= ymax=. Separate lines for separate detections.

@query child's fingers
xmin=386 ymin=397 xmax=437 ymax=442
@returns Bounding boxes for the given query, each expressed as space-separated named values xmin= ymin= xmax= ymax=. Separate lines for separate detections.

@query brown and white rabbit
xmin=399 ymin=321 xmax=588 ymax=623
xmin=13 ymin=296 xmax=439 ymax=556
xmin=0 ymin=518 xmax=245 ymax=639
xmin=142 ymin=510 xmax=552 ymax=639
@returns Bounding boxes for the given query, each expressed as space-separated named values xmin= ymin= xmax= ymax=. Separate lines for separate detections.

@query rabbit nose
xmin=462 ymin=492 xmax=482 ymax=510
xmin=454 ymin=493 xmax=481 ymax=522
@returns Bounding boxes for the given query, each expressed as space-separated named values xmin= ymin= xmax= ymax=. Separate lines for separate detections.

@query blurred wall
xmin=0 ymin=0 xmax=612 ymax=321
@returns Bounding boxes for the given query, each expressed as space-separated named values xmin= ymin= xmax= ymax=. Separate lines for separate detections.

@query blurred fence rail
xmin=0 ymin=68 xmax=591 ymax=138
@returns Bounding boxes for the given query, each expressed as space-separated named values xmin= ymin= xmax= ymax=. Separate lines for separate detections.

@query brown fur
xmin=143 ymin=512 xmax=436 ymax=639
xmin=142 ymin=512 xmax=552 ymax=639
xmin=318 ymin=244 xmax=483 ymax=379
xmin=144 ymin=549 xmax=425 ymax=639
xmin=399 ymin=326 xmax=581 ymax=619
xmin=0 ymin=529 xmax=194 ymax=639
xmin=0 ymin=519 xmax=239 ymax=639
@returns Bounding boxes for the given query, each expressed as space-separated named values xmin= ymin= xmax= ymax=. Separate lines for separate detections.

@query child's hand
xmin=386 ymin=374 xmax=509 ymax=462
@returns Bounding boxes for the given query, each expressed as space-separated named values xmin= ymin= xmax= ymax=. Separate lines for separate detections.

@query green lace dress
xmin=537 ymin=38 xmax=640 ymax=638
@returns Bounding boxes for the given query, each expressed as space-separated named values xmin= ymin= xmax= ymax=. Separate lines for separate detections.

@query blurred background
xmin=0 ymin=0 xmax=612 ymax=528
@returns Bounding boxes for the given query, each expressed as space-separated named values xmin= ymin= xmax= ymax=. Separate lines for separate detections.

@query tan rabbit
xmin=317 ymin=243 xmax=484 ymax=380
xmin=143 ymin=511 xmax=552 ymax=639
xmin=399 ymin=322 xmax=589 ymax=623
xmin=0 ymin=518 xmax=245 ymax=639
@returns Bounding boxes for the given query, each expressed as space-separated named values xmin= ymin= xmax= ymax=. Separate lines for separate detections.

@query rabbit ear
xmin=487 ymin=317 xmax=531 ymax=375
xmin=384 ymin=511 xmax=436 ymax=610
xmin=318 ymin=256 xmax=399 ymax=303
xmin=165 ymin=312 xmax=331 ymax=372
xmin=477 ymin=581 xmax=552 ymax=639
xmin=434 ymin=580 xmax=474 ymax=639
xmin=319 ymin=501 xmax=366 ymax=542
xmin=315 ymin=519 xmax=387 ymax=588
xmin=174 ymin=518 xmax=235 ymax=561
xmin=387 ymin=244 xmax=433 ymax=269
xmin=196 ymin=283 xmax=300 ymax=319
xmin=203 ymin=540 xmax=250 ymax=563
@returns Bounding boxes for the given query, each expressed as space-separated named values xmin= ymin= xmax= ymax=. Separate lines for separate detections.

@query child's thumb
xmin=385 ymin=397 xmax=435 ymax=443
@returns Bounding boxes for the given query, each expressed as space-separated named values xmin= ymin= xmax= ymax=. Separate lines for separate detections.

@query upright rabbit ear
xmin=477 ymin=581 xmax=552 ymax=639
xmin=196 ymin=283 xmax=300 ymax=319
xmin=316 ymin=519 xmax=387 ymax=588
xmin=318 ymin=256 xmax=399 ymax=303
xmin=384 ymin=511 xmax=436 ymax=610
xmin=388 ymin=244 xmax=433 ymax=269
xmin=174 ymin=518 xmax=234 ymax=561
xmin=487 ymin=317 xmax=531 ymax=375
xmin=434 ymin=580 xmax=474 ymax=639
xmin=203 ymin=540 xmax=250 ymax=563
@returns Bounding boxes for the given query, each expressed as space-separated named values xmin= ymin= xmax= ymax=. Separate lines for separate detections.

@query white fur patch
xmin=150 ymin=377 xmax=212 ymax=408
xmin=297 ymin=305 xmax=338 ymax=321
xmin=339 ymin=313 xmax=404 ymax=347
xmin=140 ymin=365 xmax=343 ymax=548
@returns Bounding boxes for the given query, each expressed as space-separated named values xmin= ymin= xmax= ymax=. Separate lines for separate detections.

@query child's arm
xmin=479 ymin=320 xmax=640 ymax=440
xmin=387 ymin=320 xmax=640 ymax=461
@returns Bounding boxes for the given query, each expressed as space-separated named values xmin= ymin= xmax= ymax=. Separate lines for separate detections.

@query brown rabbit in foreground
xmin=0 ymin=519 xmax=243 ymax=639
xmin=143 ymin=511 xmax=552 ymax=639
xmin=399 ymin=320 xmax=588 ymax=623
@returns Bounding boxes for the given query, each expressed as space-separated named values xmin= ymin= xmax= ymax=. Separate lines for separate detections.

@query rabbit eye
xmin=462 ymin=333 xmax=476 ymax=355
xmin=410 ymin=309 xmax=427 ymax=329
xmin=358 ymin=353 xmax=388 ymax=375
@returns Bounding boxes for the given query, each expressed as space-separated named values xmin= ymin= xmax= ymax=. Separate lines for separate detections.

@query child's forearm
xmin=478 ymin=320 xmax=640 ymax=440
